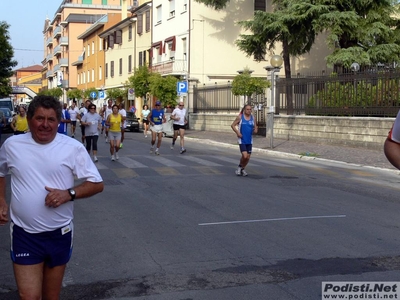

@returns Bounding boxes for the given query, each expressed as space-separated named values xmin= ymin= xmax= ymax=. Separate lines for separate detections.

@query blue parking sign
xmin=177 ymin=81 xmax=188 ymax=94
xmin=99 ymin=91 xmax=105 ymax=99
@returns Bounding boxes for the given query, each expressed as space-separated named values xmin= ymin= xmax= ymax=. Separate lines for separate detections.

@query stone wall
xmin=189 ymin=114 xmax=396 ymax=150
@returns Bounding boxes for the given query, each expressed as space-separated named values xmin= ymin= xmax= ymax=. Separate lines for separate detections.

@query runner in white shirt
xmin=171 ymin=101 xmax=188 ymax=154
xmin=68 ymin=102 xmax=79 ymax=138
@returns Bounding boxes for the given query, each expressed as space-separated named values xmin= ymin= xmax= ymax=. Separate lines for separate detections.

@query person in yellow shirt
xmin=106 ymin=104 xmax=125 ymax=161
xmin=11 ymin=106 xmax=29 ymax=135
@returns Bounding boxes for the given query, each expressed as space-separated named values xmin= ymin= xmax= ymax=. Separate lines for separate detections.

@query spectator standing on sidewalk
xmin=81 ymin=104 xmax=102 ymax=162
xmin=119 ymin=102 xmax=127 ymax=148
xmin=106 ymin=104 xmax=124 ymax=161
xmin=148 ymin=101 xmax=166 ymax=155
xmin=231 ymin=104 xmax=258 ymax=176
xmin=0 ymin=95 xmax=103 ymax=300
xmin=171 ymin=101 xmax=188 ymax=154
xmin=11 ymin=105 xmax=29 ymax=135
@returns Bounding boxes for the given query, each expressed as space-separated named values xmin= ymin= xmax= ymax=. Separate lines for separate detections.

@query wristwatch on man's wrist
xmin=68 ymin=188 xmax=76 ymax=201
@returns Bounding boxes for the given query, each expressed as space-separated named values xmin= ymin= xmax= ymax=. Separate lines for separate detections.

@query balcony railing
xmin=59 ymin=37 xmax=68 ymax=46
xmin=53 ymin=45 xmax=61 ymax=56
xmin=53 ymin=26 xmax=61 ymax=38
xmin=46 ymin=37 xmax=53 ymax=47
xmin=59 ymin=58 xmax=68 ymax=67
xmin=151 ymin=59 xmax=187 ymax=75
xmin=46 ymin=53 xmax=53 ymax=62
xmin=53 ymin=64 xmax=60 ymax=73
xmin=46 ymin=70 xmax=53 ymax=78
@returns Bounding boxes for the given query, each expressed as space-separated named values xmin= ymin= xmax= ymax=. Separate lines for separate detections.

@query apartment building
xmin=42 ymin=0 xmax=125 ymax=98
xmin=74 ymin=13 xmax=122 ymax=95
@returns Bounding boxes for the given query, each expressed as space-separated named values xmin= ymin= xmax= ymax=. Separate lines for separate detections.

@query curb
xmin=186 ymin=137 xmax=400 ymax=174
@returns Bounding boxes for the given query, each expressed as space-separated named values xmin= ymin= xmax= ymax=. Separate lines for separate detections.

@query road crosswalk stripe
xmin=179 ymin=156 xmax=222 ymax=166
xmin=146 ymin=155 xmax=185 ymax=167
xmin=112 ymin=168 xmax=138 ymax=178
xmin=118 ymin=156 xmax=148 ymax=168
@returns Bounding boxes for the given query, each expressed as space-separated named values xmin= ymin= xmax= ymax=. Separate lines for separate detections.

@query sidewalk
xmin=185 ymin=130 xmax=397 ymax=171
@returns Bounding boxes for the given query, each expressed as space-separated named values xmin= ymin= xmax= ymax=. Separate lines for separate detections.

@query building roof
xmin=77 ymin=14 xmax=108 ymax=39
xmin=15 ymin=65 xmax=42 ymax=72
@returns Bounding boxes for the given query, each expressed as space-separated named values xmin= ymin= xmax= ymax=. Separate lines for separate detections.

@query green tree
xmin=149 ymin=74 xmax=178 ymax=107
xmin=0 ymin=22 xmax=17 ymax=97
xmin=106 ymin=87 xmax=127 ymax=103
xmin=127 ymin=65 xmax=152 ymax=103
xmin=67 ymin=89 xmax=82 ymax=102
xmin=231 ymin=68 xmax=269 ymax=104
xmin=38 ymin=88 xmax=63 ymax=99
xmin=83 ymin=87 xmax=99 ymax=101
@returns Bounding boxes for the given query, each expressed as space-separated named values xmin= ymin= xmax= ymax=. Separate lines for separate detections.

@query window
xmin=87 ymin=71 xmax=90 ymax=83
xmin=99 ymin=66 xmax=102 ymax=80
xmin=77 ymin=73 xmax=80 ymax=85
xmin=128 ymin=55 xmax=132 ymax=73
xmin=115 ymin=30 xmax=122 ymax=44
xmin=137 ymin=14 xmax=143 ymax=34
xmin=119 ymin=58 xmax=122 ymax=75
xmin=99 ymin=37 xmax=103 ymax=51
xmin=87 ymin=44 xmax=90 ymax=57
xmin=182 ymin=38 xmax=187 ymax=60
xmin=105 ymin=63 xmax=108 ymax=78
xmin=83 ymin=72 xmax=86 ymax=84
xmin=254 ymin=0 xmax=266 ymax=12
xmin=169 ymin=0 xmax=175 ymax=18
xmin=92 ymin=41 xmax=94 ymax=54
xmin=111 ymin=61 xmax=114 ymax=77
xmin=102 ymin=0 xmax=107 ymax=4
xmin=156 ymin=5 xmax=162 ymax=24
xmin=108 ymin=35 xmax=114 ymax=49
xmin=139 ymin=52 xmax=143 ymax=67
xmin=92 ymin=69 xmax=94 ymax=82
xmin=128 ymin=24 xmax=132 ymax=40
xmin=145 ymin=11 xmax=150 ymax=31
xmin=82 ymin=0 xmax=92 ymax=4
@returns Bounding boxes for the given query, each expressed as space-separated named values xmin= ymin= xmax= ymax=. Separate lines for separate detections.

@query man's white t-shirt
xmin=68 ymin=107 xmax=79 ymax=121
xmin=0 ymin=133 xmax=103 ymax=233
xmin=172 ymin=107 xmax=187 ymax=126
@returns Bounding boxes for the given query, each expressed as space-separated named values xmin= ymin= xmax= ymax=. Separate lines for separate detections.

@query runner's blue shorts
xmin=239 ymin=144 xmax=252 ymax=154
xmin=10 ymin=221 xmax=73 ymax=267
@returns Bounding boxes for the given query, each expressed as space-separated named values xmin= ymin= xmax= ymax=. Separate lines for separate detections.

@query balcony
xmin=59 ymin=58 xmax=68 ymax=67
xmin=46 ymin=53 xmax=53 ymax=62
xmin=60 ymin=19 xmax=68 ymax=27
xmin=53 ymin=45 xmax=61 ymax=56
xmin=71 ymin=55 xmax=84 ymax=66
xmin=151 ymin=59 xmax=188 ymax=76
xmin=59 ymin=36 xmax=68 ymax=46
xmin=46 ymin=37 xmax=53 ymax=47
xmin=53 ymin=64 xmax=60 ymax=73
xmin=46 ymin=70 xmax=53 ymax=78
xmin=53 ymin=26 xmax=61 ymax=38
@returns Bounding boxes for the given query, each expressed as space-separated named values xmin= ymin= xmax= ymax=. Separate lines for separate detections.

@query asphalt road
xmin=1 ymin=130 xmax=400 ymax=300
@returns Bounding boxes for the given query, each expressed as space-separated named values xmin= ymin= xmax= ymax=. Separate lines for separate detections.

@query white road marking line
xmin=180 ymin=156 xmax=222 ymax=166
xmin=198 ymin=214 xmax=346 ymax=226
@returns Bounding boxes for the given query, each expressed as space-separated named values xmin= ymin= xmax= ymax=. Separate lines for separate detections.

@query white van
xmin=0 ymin=98 xmax=15 ymax=114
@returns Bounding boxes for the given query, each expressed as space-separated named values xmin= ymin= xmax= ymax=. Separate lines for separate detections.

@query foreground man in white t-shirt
xmin=0 ymin=95 xmax=104 ymax=299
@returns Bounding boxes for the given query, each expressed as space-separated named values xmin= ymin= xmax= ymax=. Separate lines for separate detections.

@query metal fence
xmin=193 ymin=69 xmax=400 ymax=119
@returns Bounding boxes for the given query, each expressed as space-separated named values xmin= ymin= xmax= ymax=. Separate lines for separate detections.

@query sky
xmin=0 ymin=0 xmax=62 ymax=70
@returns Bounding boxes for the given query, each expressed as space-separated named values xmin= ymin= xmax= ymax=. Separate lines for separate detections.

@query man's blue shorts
xmin=10 ymin=222 xmax=73 ymax=267
xmin=239 ymin=144 xmax=252 ymax=154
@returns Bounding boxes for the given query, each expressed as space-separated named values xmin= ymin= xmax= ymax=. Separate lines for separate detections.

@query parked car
xmin=0 ymin=108 xmax=14 ymax=133
xmin=125 ymin=112 xmax=140 ymax=132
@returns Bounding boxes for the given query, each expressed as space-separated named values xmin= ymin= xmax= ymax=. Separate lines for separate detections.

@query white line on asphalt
xmin=198 ymin=214 xmax=346 ymax=226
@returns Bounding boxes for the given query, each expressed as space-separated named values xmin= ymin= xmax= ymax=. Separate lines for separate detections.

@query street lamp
xmin=264 ymin=54 xmax=283 ymax=149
